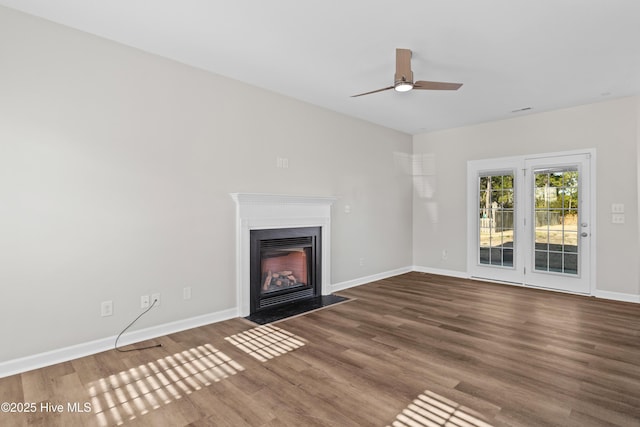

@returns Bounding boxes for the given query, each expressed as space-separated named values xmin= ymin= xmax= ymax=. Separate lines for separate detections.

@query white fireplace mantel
xmin=230 ymin=193 xmax=337 ymax=317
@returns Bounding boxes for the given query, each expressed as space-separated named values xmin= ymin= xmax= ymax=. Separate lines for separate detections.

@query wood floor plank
xmin=0 ymin=373 xmax=23 ymax=403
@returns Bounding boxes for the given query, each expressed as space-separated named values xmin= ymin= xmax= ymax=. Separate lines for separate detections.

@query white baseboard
xmin=4 ymin=270 xmax=637 ymax=378
xmin=414 ymin=265 xmax=640 ymax=304
xmin=0 ymin=308 xmax=238 ymax=379
xmin=593 ymin=289 xmax=640 ymax=304
xmin=412 ymin=265 xmax=469 ymax=279
xmin=331 ymin=266 xmax=413 ymax=292
xmin=3 ymin=265 xmax=413 ymax=378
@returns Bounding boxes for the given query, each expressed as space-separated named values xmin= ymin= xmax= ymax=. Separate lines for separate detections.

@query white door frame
xmin=523 ymin=153 xmax=592 ymax=293
xmin=467 ymin=149 xmax=596 ymax=295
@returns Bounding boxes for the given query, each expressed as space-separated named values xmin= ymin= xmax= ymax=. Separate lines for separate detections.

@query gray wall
xmin=413 ymin=96 xmax=640 ymax=297
xmin=0 ymin=7 xmax=413 ymax=362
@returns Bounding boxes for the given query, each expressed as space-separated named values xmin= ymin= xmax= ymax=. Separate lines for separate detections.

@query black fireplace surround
xmin=249 ymin=226 xmax=321 ymax=314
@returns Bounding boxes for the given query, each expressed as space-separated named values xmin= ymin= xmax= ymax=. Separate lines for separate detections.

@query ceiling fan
xmin=351 ymin=48 xmax=463 ymax=97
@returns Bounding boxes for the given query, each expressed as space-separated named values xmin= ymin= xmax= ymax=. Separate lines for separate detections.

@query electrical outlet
xmin=442 ymin=249 xmax=448 ymax=260
xmin=276 ymin=157 xmax=289 ymax=169
xmin=183 ymin=286 xmax=192 ymax=300
xmin=151 ymin=293 xmax=161 ymax=307
xmin=359 ymin=257 xmax=365 ymax=267
xmin=141 ymin=295 xmax=150 ymax=309
xmin=101 ymin=300 xmax=113 ymax=317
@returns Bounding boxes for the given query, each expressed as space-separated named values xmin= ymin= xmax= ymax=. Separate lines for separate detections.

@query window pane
xmin=533 ymin=167 xmax=579 ymax=275
xmin=478 ymin=172 xmax=515 ymax=269
xmin=503 ymin=248 xmax=514 ymax=267
xmin=535 ymin=250 xmax=549 ymax=271
xmin=548 ymin=251 xmax=563 ymax=273
xmin=563 ymin=254 xmax=578 ymax=275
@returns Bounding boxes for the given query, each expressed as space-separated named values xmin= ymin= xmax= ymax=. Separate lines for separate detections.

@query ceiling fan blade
xmin=351 ymin=86 xmax=394 ymax=97
xmin=414 ymin=80 xmax=463 ymax=91
xmin=395 ymin=48 xmax=413 ymax=83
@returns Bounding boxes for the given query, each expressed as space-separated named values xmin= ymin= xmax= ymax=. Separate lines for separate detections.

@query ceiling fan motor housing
xmin=394 ymin=49 xmax=414 ymax=91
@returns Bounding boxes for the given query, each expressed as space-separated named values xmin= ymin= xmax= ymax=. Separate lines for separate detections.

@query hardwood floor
xmin=1 ymin=272 xmax=639 ymax=426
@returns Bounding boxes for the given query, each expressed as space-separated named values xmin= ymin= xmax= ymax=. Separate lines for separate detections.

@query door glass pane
xmin=478 ymin=173 xmax=514 ymax=268
xmin=563 ymin=253 xmax=578 ymax=274
xmin=533 ymin=168 xmax=579 ymax=275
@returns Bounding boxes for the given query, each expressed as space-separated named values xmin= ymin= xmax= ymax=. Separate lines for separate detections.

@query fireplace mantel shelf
xmin=230 ymin=193 xmax=337 ymax=206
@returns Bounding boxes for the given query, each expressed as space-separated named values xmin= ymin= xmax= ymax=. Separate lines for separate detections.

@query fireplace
xmin=230 ymin=193 xmax=337 ymax=317
xmin=250 ymin=227 xmax=321 ymax=313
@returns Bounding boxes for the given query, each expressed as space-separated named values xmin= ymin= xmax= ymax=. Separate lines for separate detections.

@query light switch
xmin=276 ymin=157 xmax=289 ymax=168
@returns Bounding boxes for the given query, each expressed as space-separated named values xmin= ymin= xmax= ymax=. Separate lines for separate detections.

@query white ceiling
xmin=2 ymin=0 xmax=640 ymax=134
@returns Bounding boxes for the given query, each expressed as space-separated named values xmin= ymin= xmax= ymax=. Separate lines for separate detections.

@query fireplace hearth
xmin=250 ymin=227 xmax=321 ymax=314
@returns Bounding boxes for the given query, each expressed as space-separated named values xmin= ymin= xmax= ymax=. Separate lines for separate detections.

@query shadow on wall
xmin=395 ymin=152 xmax=439 ymax=227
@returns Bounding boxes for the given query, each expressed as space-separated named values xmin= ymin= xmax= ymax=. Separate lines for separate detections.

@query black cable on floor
xmin=114 ymin=299 xmax=162 ymax=352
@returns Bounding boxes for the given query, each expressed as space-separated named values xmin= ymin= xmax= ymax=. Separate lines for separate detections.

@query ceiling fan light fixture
xmin=394 ymin=81 xmax=413 ymax=92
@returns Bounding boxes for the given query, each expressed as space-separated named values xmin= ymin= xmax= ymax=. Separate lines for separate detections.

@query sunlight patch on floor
xmin=389 ymin=390 xmax=493 ymax=427
xmin=88 ymin=344 xmax=244 ymax=426
xmin=225 ymin=324 xmax=306 ymax=362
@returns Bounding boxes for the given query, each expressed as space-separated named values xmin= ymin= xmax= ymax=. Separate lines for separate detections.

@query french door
xmin=467 ymin=152 xmax=593 ymax=294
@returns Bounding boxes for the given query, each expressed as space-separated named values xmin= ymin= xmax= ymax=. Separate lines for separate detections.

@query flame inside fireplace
xmin=260 ymin=249 xmax=309 ymax=294
xmin=250 ymin=226 xmax=321 ymax=313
